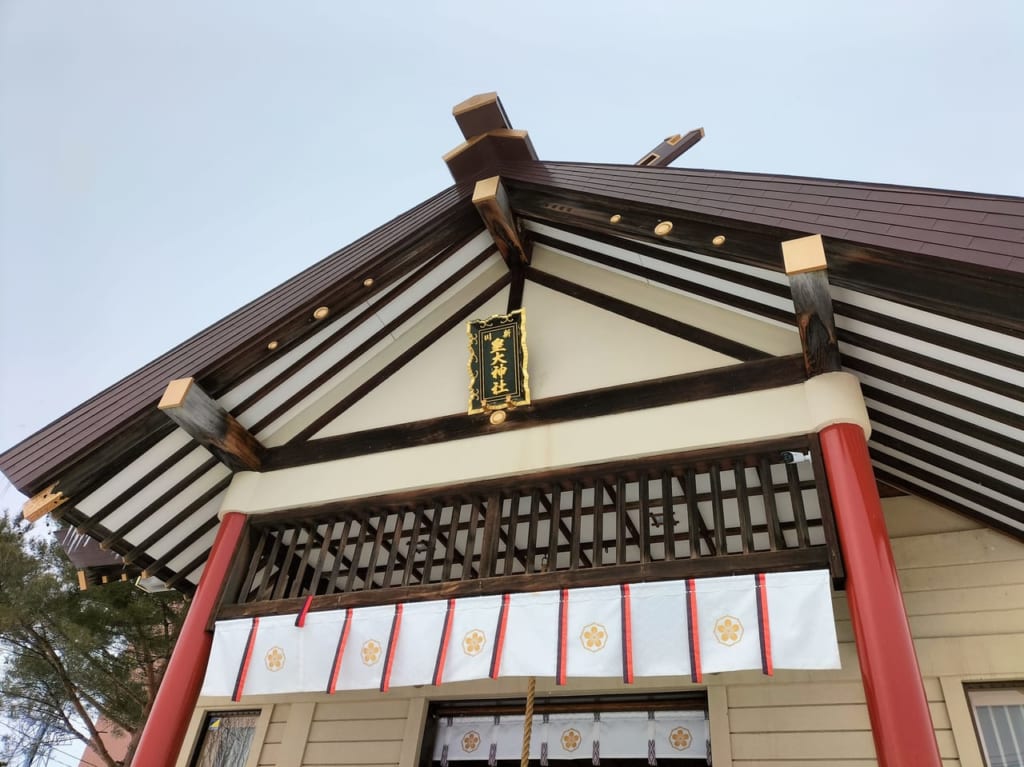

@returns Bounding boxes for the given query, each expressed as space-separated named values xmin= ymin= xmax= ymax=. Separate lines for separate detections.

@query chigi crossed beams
xmin=203 ymin=570 xmax=839 ymax=701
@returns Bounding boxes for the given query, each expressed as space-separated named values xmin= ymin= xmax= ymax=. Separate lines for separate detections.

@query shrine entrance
xmin=422 ymin=693 xmax=710 ymax=767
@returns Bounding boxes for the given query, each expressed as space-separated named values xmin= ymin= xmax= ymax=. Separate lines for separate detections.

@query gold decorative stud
xmin=609 ymin=214 xmax=622 ymax=224
xmin=363 ymin=277 xmax=374 ymax=287
xmin=654 ymin=221 xmax=673 ymax=236
xmin=267 ymin=340 xmax=279 ymax=351
xmin=313 ymin=306 xmax=330 ymax=320
xmin=712 ymin=235 xmax=726 ymax=246
xmin=489 ymin=410 xmax=507 ymax=425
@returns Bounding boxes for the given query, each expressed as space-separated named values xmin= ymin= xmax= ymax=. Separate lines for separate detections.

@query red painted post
xmin=818 ymin=423 xmax=941 ymax=767
xmin=132 ymin=511 xmax=248 ymax=767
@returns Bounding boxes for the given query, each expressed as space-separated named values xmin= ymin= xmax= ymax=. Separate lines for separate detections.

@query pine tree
xmin=0 ymin=514 xmax=186 ymax=766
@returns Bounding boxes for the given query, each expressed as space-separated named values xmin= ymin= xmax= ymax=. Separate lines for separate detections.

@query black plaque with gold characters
xmin=467 ymin=309 xmax=530 ymax=414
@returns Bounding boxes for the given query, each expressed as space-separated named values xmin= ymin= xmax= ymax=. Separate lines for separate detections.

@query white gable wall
xmin=294 ymin=246 xmax=798 ymax=441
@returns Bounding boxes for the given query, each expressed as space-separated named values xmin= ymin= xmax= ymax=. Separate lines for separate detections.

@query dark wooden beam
xmin=265 ymin=355 xmax=806 ymax=470
xmin=860 ymin=382 xmax=1024 ymax=459
xmin=119 ymin=475 xmax=233 ymax=563
xmin=73 ymin=443 xmax=204 ymax=537
xmin=530 ymin=228 xmax=793 ymax=325
xmin=250 ymin=245 xmax=497 ymax=438
xmin=526 ymin=266 xmax=771 ymax=362
xmin=288 ymin=273 xmax=510 ymax=443
xmin=506 ymin=255 xmax=525 ymax=312
xmin=473 ymin=176 xmax=529 ymax=265
xmin=872 ymin=467 xmax=1024 ymax=542
xmin=781 ymin=234 xmax=841 ymax=377
xmin=158 ymin=378 xmax=265 ymax=471
xmin=218 ymin=547 xmax=830 ymax=619
xmin=635 ymin=128 xmax=704 ymax=167
xmin=233 ymin=230 xmax=492 ymax=419
xmin=93 ymin=457 xmax=220 ymax=545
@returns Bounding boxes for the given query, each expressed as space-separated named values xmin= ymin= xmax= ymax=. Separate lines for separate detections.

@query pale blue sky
xmin=1 ymin=0 xmax=1022 ymax=465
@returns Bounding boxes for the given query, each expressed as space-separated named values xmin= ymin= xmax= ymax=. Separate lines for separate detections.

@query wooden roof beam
xmin=636 ymin=128 xmax=705 ymax=167
xmin=22 ymin=483 xmax=68 ymax=523
xmin=473 ymin=176 xmax=529 ymax=266
xmin=158 ymin=377 xmax=265 ymax=471
xmin=781 ymin=234 xmax=841 ymax=377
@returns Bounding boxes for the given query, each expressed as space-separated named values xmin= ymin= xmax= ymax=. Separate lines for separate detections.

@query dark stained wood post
xmin=781 ymin=234 xmax=841 ymax=377
xmin=480 ymin=493 xmax=503 ymax=578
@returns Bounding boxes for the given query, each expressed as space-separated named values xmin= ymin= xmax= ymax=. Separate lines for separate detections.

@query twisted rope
xmin=521 ymin=676 xmax=536 ymax=767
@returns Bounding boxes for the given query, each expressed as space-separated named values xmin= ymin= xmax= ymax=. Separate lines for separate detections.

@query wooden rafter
xmin=526 ymin=265 xmax=770 ymax=362
xmin=158 ymin=378 xmax=266 ymax=471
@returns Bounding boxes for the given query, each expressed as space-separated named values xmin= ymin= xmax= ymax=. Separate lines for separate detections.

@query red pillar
xmin=818 ymin=423 xmax=941 ymax=767
xmin=133 ymin=511 xmax=247 ymax=767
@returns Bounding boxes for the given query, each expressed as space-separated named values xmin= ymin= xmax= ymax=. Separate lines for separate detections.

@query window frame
xmin=965 ymin=682 xmax=1024 ymax=767
xmin=177 ymin=706 xmax=271 ymax=767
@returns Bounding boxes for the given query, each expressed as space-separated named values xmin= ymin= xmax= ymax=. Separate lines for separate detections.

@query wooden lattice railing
xmin=218 ymin=436 xmax=842 ymax=619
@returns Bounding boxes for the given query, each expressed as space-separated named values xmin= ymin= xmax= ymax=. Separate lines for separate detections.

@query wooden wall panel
xmin=300 ymin=697 xmax=410 ymax=767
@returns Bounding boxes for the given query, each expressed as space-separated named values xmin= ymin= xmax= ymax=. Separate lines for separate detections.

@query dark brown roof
xmin=0 ymin=183 xmax=477 ymax=495
xmin=499 ymin=161 xmax=1024 ymax=273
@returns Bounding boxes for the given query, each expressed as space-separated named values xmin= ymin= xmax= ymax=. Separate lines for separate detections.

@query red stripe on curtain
xmin=556 ymin=589 xmax=569 ymax=685
xmin=380 ymin=604 xmax=403 ymax=692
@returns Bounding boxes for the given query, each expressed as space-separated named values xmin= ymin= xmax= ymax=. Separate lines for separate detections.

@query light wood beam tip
xmin=159 ymin=377 xmax=195 ymax=410
xmin=22 ymin=483 xmax=67 ymax=523
xmin=472 ymin=175 xmax=501 ymax=204
xmin=782 ymin=234 xmax=828 ymax=275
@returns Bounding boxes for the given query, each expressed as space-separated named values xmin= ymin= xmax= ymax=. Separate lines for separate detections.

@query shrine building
xmin=2 ymin=93 xmax=1023 ymax=767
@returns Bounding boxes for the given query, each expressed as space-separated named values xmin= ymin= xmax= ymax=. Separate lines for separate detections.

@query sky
xmin=0 ymin=2 xmax=1021 ymax=761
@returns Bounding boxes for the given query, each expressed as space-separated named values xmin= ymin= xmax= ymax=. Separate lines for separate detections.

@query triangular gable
xmin=295 ymin=242 xmax=799 ymax=440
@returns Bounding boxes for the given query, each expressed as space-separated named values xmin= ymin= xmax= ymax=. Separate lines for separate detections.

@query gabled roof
xmin=1 ymin=108 xmax=1021 ymax=591
xmin=500 ymin=161 xmax=1024 ymax=274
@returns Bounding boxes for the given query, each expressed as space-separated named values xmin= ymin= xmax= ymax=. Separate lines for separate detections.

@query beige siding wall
xmin=726 ymin=496 xmax=1024 ymax=767
xmin=191 ymin=496 xmax=1024 ymax=767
